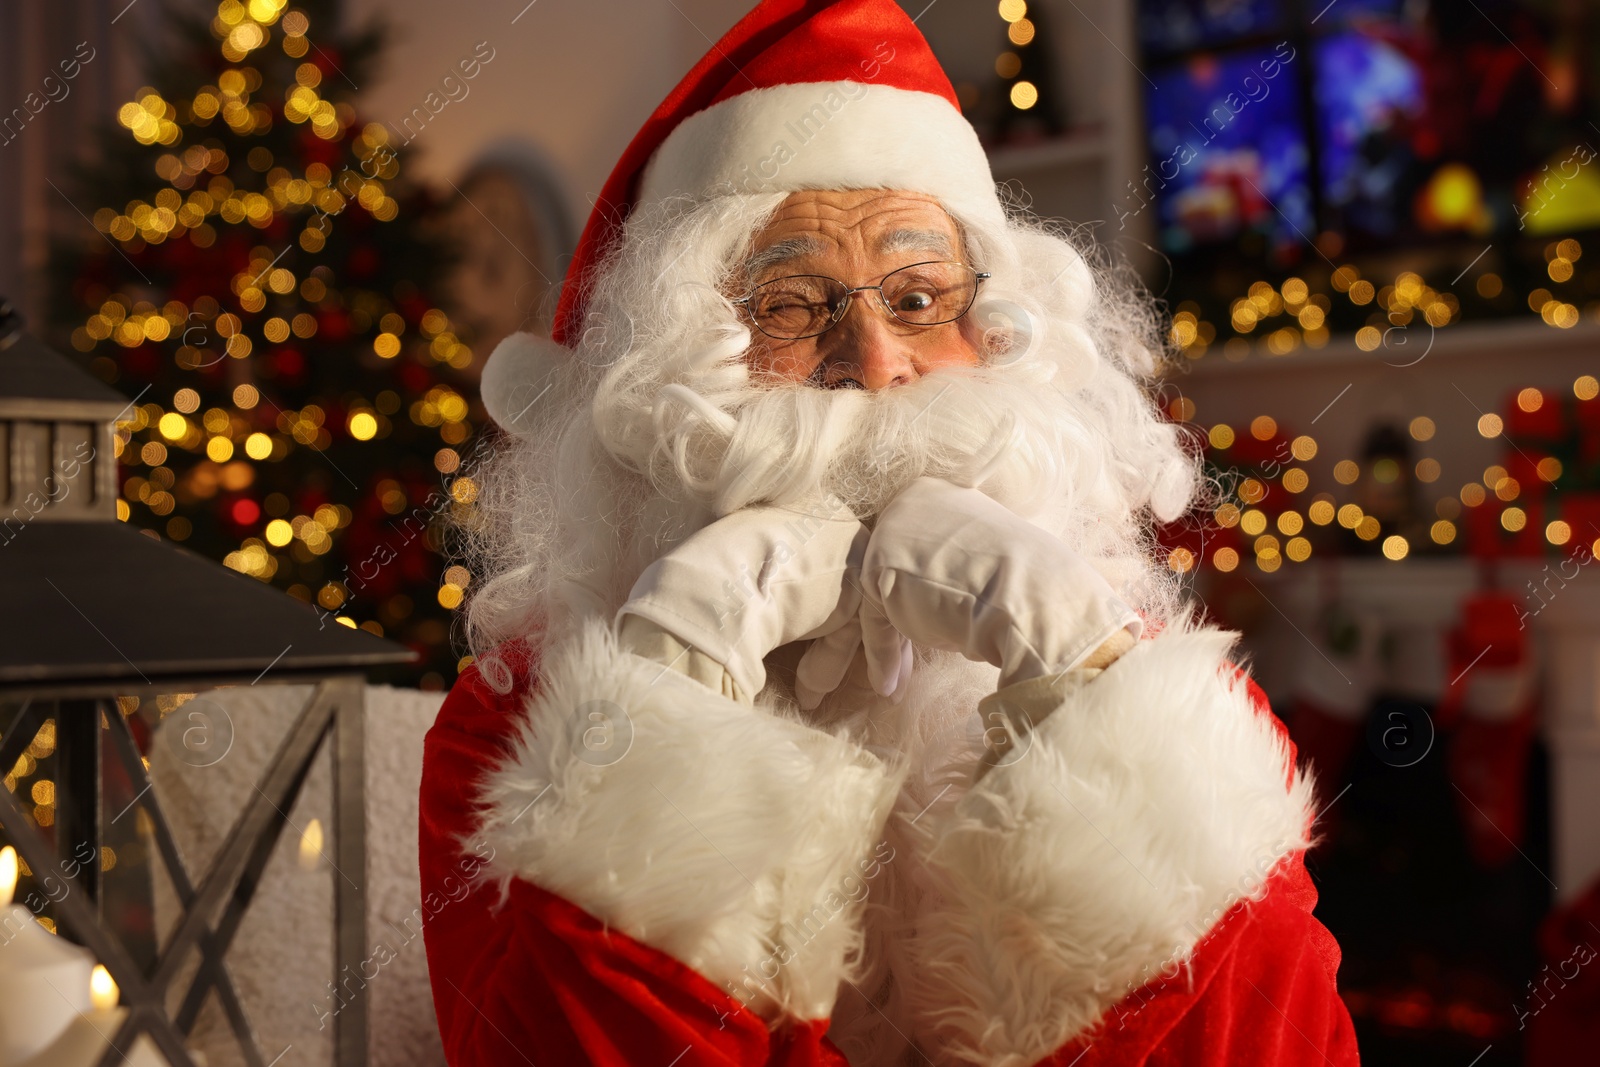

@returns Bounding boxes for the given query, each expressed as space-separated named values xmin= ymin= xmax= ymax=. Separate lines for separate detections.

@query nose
xmin=816 ymin=295 xmax=918 ymax=390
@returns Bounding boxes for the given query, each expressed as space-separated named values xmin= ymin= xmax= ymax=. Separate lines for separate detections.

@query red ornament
xmin=230 ymin=497 xmax=261 ymax=527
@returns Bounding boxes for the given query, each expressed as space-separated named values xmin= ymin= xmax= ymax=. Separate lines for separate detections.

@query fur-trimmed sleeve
xmin=903 ymin=621 xmax=1337 ymax=1067
xmin=464 ymin=614 xmax=909 ymax=1025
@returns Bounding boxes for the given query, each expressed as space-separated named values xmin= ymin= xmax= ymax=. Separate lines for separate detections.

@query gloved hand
xmin=859 ymin=476 xmax=1142 ymax=697
xmin=616 ymin=495 xmax=903 ymax=709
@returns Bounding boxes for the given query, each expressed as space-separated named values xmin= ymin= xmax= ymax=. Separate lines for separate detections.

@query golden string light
xmin=1176 ymin=365 xmax=1600 ymax=572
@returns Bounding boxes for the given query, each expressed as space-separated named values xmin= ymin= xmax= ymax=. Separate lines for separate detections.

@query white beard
xmin=589 ymin=317 xmax=1182 ymax=615
xmin=465 ymin=320 xmax=1188 ymax=687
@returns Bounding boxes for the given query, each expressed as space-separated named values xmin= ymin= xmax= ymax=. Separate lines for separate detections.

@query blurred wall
xmin=0 ymin=0 xmax=158 ymax=330
xmin=340 ymin=0 xmax=755 ymax=234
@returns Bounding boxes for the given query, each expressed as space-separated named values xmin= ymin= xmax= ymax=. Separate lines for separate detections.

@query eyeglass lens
xmin=747 ymin=261 xmax=979 ymax=339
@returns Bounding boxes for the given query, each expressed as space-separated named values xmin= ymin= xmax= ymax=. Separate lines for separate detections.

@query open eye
xmin=881 ymin=262 xmax=979 ymax=325
xmin=893 ymin=289 xmax=936 ymax=314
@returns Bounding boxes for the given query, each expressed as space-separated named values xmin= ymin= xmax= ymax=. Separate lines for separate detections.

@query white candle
xmin=0 ymin=846 xmax=94 ymax=1064
xmin=10 ymin=965 xmax=168 ymax=1067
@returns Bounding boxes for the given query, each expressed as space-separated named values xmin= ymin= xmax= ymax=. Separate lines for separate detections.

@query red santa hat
xmin=483 ymin=0 xmax=1006 ymax=430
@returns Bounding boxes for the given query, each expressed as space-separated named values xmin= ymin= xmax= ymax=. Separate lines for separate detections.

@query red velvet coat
xmin=420 ymin=622 xmax=1360 ymax=1066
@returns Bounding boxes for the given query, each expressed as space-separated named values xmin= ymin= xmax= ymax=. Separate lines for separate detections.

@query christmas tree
xmin=50 ymin=0 xmax=487 ymax=688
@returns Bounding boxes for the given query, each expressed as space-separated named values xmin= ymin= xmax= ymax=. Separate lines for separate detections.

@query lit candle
xmin=0 ymin=845 xmax=94 ymax=1063
xmin=11 ymin=965 xmax=166 ymax=1067
xmin=90 ymin=964 xmax=116 ymax=1011
xmin=298 ymin=817 xmax=324 ymax=870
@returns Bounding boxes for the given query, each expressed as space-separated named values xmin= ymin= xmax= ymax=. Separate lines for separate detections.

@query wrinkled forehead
xmin=742 ymin=189 xmax=966 ymax=281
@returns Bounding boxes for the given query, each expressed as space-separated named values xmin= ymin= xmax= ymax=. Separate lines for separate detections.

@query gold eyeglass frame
xmin=732 ymin=259 xmax=992 ymax=340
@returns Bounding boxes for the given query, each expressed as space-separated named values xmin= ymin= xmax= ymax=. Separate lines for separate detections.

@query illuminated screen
xmin=1313 ymin=28 xmax=1428 ymax=241
xmin=1146 ymin=44 xmax=1313 ymax=258
xmin=1139 ymin=0 xmax=1285 ymax=55
xmin=1137 ymin=0 xmax=1600 ymax=321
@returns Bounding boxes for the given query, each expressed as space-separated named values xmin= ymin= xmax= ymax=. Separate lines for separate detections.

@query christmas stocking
xmin=1289 ymin=602 xmax=1382 ymax=846
xmin=1440 ymin=592 xmax=1538 ymax=870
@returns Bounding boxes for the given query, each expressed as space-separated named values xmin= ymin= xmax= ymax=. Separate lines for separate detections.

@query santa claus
xmin=418 ymin=2 xmax=1360 ymax=1065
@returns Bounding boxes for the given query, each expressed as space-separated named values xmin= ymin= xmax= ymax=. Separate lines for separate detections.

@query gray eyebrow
xmin=739 ymin=226 xmax=958 ymax=289
xmin=741 ymin=234 xmax=829 ymax=285
xmin=874 ymin=227 xmax=953 ymax=258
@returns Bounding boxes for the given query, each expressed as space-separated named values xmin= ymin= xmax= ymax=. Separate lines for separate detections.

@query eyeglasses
xmin=732 ymin=260 xmax=991 ymax=340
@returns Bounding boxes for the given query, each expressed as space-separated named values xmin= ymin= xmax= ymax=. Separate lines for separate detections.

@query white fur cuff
xmin=469 ymin=615 xmax=908 ymax=1022
xmin=907 ymin=624 xmax=1317 ymax=1067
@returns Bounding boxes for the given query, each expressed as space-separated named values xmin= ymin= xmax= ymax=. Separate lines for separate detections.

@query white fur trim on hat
xmin=639 ymin=81 xmax=1007 ymax=231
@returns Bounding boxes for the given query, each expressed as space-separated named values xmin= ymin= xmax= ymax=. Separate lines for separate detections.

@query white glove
xmin=616 ymin=496 xmax=891 ymax=708
xmin=859 ymin=477 xmax=1142 ymax=696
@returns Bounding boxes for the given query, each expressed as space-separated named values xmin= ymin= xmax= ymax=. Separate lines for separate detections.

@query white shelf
xmin=1181 ymin=316 xmax=1600 ymax=379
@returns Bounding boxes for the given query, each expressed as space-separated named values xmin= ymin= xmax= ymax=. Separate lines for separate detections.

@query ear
xmin=480 ymin=331 xmax=571 ymax=436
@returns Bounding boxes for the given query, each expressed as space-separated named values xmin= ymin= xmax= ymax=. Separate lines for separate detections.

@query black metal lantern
xmin=0 ymin=304 xmax=416 ymax=1067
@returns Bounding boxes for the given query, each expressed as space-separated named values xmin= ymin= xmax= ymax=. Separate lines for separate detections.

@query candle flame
xmin=90 ymin=965 xmax=118 ymax=1011
xmin=297 ymin=818 xmax=324 ymax=870
xmin=0 ymin=846 xmax=15 ymax=907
